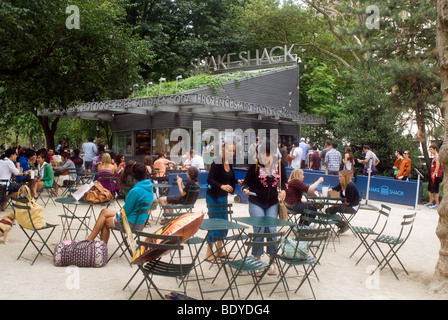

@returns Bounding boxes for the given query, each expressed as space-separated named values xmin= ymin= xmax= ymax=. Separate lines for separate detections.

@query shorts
xmin=166 ymin=195 xmax=183 ymax=205
xmin=113 ymin=212 xmax=145 ymax=233
xmin=84 ymin=161 xmax=93 ymax=170
xmin=428 ymin=177 xmax=442 ymax=194
xmin=15 ymin=176 xmax=31 ymax=183
xmin=7 ymin=183 xmax=21 ymax=192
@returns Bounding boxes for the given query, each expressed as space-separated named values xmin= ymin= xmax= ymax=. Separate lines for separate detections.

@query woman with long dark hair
xmin=242 ymin=142 xmax=287 ymax=275
xmin=204 ymin=142 xmax=240 ymax=263
xmin=343 ymin=147 xmax=355 ymax=177
xmin=87 ymin=162 xmax=153 ymax=244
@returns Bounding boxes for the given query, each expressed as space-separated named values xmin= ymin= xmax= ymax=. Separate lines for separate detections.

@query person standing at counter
xmin=204 ymin=142 xmax=241 ymax=263
xmin=202 ymin=138 xmax=214 ymax=170
xmin=290 ymin=141 xmax=302 ymax=169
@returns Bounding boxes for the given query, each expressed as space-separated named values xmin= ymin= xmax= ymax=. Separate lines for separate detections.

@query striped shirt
xmin=325 ymin=148 xmax=342 ymax=172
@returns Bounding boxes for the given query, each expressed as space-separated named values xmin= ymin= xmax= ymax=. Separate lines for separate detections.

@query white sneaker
xmin=424 ymin=202 xmax=432 ymax=207
xmin=430 ymin=205 xmax=439 ymax=209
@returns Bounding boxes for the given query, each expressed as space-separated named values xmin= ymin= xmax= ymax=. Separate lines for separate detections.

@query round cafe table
xmin=56 ymin=196 xmax=113 ymax=241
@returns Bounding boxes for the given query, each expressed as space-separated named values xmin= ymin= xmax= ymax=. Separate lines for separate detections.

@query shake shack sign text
xmin=191 ymin=45 xmax=298 ymax=73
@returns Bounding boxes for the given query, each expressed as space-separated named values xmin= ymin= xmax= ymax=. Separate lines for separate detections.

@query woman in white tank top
xmin=343 ymin=147 xmax=355 ymax=177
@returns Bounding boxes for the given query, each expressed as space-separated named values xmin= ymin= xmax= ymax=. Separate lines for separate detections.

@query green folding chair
xmin=350 ymin=204 xmax=391 ymax=264
xmin=13 ymin=197 xmax=57 ymax=265
xmin=127 ymin=232 xmax=202 ymax=300
xmin=108 ymin=202 xmax=152 ymax=264
xmin=155 ymin=183 xmax=199 ymax=224
xmin=36 ymin=184 xmax=57 ymax=207
xmin=368 ymin=212 xmax=417 ymax=280
xmin=284 ymin=202 xmax=301 ymax=224
xmin=270 ymin=227 xmax=330 ymax=300
xmin=60 ymin=168 xmax=79 ymax=197
xmin=207 ymin=202 xmax=248 ymax=262
xmin=220 ymin=232 xmax=283 ymax=300
xmin=312 ymin=211 xmax=341 ymax=249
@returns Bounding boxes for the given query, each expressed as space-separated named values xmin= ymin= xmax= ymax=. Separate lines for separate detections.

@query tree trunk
xmin=412 ymin=78 xmax=432 ymax=173
xmin=432 ymin=0 xmax=448 ymax=292
xmin=34 ymin=102 xmax=59 ymax=150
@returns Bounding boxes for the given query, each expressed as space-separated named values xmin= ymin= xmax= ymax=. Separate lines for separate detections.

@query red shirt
xmin=310 ymin=151 xmax=320 ymax=170
xmin=285 ymin=179 xmax=309 ymax=205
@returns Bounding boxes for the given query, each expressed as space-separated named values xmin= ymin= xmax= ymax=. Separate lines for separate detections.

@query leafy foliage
xmin=0 ymin=0 xmax=153 ymax=148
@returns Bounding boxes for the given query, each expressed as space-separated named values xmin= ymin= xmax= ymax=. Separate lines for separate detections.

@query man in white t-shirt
xmin=190 ymin=150 xmax=205 ymax=170
xmin=290 ymin=141 xmax=303 ymax=169
xmin=0 ymin=149 xmax=21 ymax=210
xmin=358 ymin=145 xmax=380 ymax=175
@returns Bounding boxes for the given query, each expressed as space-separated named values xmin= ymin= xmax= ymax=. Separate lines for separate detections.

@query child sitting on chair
xmin=158 ymin=166 xmax=199 ymax=219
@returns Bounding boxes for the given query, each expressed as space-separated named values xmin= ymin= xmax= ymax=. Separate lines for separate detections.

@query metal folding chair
xmin=155 ymin=183 xmax=199 ymax=224
xmin=207 ymin=202 xmax=248 ymax=262
xmin=127 ymin=231 xmax=202 ymax=300
xmin=60 ymin=168 xmax=78 ymax=197
xmin=350 ymin=204 xmax=391 ymax=264
xmin=13 ymin=197 xmax=57 ymax=265
xmin=270 ymin=227 xmax=330 ymax=300
xmin=312 ymin=211 xmax=341 ymax=249
xmin=220 ymin=232 xmax=283 ymax=300
xmin=36 ymin=184 xmax=57 ymax=207
xmin=368 ymin=212 xmax=417 ymax=280
xmin=108 ymin=202 xmax=152 ymax=263
xmin=284 ymin=202 xmax=301 ymax=224
xmin=0 ymin=179 xmax=11 ymax=211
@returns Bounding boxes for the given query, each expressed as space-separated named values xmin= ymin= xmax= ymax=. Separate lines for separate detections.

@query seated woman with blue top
xmin=87 ymin=162 xmax=153 ymax=244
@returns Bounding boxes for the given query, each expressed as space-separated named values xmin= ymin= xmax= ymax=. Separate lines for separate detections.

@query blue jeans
xmin=248 ymin=202 xmax=278 ymax=257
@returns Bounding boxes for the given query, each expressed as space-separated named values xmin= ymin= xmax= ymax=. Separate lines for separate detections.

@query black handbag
xmin=0 ymin=184 xmax=7 ymax=203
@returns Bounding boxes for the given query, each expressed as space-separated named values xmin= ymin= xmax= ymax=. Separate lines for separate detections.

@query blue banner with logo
xmin=356 ymin=175 xmax=422 ymax=206
xmin=166 ymin=169 xmax=421 ymax=207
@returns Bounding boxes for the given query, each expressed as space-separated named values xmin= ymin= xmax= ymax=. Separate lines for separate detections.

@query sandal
xmin=254 ymin=270 xmax=263 ymax=277
xmin=204 ymin=256 xmax=222 ymax=264
xmin=268 ymin=264 xmax=276 ymax=276
xmin=218 ymin=253 xmax=234 ymax=260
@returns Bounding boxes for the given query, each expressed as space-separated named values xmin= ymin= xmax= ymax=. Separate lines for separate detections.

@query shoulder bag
xmin=83 ymin=182 xmax=113 ymax=203
xmin=278 ymin=159 xmax=288 ymax=221
xmin=15 ymin=185 xmax=46 ymax=230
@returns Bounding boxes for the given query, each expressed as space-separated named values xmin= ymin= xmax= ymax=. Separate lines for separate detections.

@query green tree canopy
xmin=0 ymin=0 xmax=153 ymax=149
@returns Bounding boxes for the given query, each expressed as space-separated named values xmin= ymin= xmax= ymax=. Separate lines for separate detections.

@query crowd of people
xmin=0 ymin=146 xmax=84 ymax=209
xmin=0 ymin=134 xmax=442 ymax=271
xmin=277 ymin=138 xmax=416 ymax=181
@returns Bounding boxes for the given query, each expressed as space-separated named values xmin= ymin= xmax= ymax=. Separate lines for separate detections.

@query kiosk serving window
xmin=113 ymin=131 xmax=132 ymax=156
xmin=135 ymin=130 xmax=152 ymax=155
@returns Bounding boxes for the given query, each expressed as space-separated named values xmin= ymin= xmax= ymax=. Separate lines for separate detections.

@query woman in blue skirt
xmin=204 ymin=142 xmax=241 ymax=263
